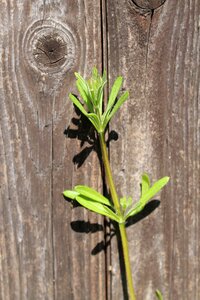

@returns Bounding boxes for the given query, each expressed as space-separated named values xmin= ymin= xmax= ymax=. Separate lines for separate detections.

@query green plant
xmin=155 ymin=289 xmax=163 ymax=300
xmin=63 ymin=67 xmax=169 ymax=300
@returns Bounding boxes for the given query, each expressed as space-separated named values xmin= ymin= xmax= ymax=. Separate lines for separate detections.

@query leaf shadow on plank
xmin=63 ymin=105 xmax=160 ymax=299
xmin=63 ymin=104 xmax=119 ymax=168
xmin=64 ymin=198 xmax=160 ymax=256
xmin=64 ymin=199 xmax=160 ymax=300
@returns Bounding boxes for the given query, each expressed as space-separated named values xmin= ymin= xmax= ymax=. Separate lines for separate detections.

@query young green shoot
xmin=63 ymin=67 xmax=169 ymax=300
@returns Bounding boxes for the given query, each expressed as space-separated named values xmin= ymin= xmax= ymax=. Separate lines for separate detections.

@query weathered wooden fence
xmin=0 ymin=1 xmax=199 ymax=299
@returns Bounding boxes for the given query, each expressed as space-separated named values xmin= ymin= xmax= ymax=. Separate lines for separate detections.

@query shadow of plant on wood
xmin=63 ymin=105 xmax=161 ymax=299
xmin=70 ymin=220 xmax=104 ymax=233
xmin=126 ymin=199 xmax=160 ymax=227
xmin=92 ymin=200 xmax=160 ymax=255
xmin=64 ymin=195 xmax=160 ymax=256
xmin=70 ymin=219 xmax=115 ymax=256
xmin=64 ymin=104 xmax=118 ymax=168
xmin=64 ymin=105 xmax=98 ymax=168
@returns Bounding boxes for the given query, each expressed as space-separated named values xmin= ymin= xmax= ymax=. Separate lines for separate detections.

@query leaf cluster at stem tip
xmin=64 ymin=68 xmax=170 ymax=222
xmin=69 ymin=67 xmax=129 ymax=133
xmin=63 ymin=174 xmax=169 ymax=224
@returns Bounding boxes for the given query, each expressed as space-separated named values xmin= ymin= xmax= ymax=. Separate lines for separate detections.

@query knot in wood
xmin=132 ymin=0 xmax=166 ymax=10
xmin=34 ymin=33 xmax=67 ymax=67
xmin=23 ymin=20 xmax=76 ymax=74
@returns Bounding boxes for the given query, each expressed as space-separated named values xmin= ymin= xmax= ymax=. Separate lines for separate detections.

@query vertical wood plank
xmin=51 ymin=1 xmax=106 ymax=299
xmin=106 ymin=0 xmax=200 ymax=299
xmin=0 ymin=1 xmax=106 ymax=299
xmin=0 ymin=1 xmax=55 ymax=299
xmin=1 ymin=0 xmax=199 ymax=299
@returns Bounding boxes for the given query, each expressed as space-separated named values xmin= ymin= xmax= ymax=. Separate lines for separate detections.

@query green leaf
xmin=74 ymin=185 xmax=111 ymax=207
xmin=96 ymin=79 xmax=107 ymax=114
xmin=120 ymin=196 xmax=132 ymax=211
xmin=75 ymin=72 xmax=93 ymax=104
xmin=107 ymin=76 xmax=123 ymax=113
xmin=125 ymin=201 xmax=144 ymax=220
xmin=92 ymin=66 xmax=98 ymax=78
xmin=127 ymin=196 xmax=132 ymax=207
xmin=69 ymin=93 xmax=88 ymax=117
xmin=87 ymin=113 xmax=101 ymax=132
xmin=141 ymin=173 xmax=150 ymax=196
xmin=103 ymin=91 xmax=129 ymax=130
xmin=87 ymin=68 xmax=107 ymax=109
xmin=74 ymin=72 xmax=88 ymax=94
xmin=63 ymin=190 xmax=79 ymax=199
xmin=120 ymin=197 xmax=127 ymax=210
xmin=76 ymin=81 xmax=93 ymax=112
xmin=139 ymin=176 xmax=170 ymax=206
xmin=102 ymin=70 xmax=106 ymax=82
xmin=155 ymin=289 xmax=163 ymax=300
xmin=75 ymin=195 xmax=120 ymax=222
xmin=125 ymin=176 xmax=169 ymax=220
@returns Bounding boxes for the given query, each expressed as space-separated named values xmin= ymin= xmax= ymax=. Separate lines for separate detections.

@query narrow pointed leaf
xmin=106 ymin=76 xmax=123 ymax=113
xmin=74 ymin=73 xmax=88 ymax=92
xmin=141 ymin=173 xmax=150 ymax=196
xmin=120 ymin=197 xmax=127 ymax=210
xmin=140 ymin=176 xmax=170 ymax=205
xmin=63 ymin=190 xmax=79 ymax=200
xmin=87 ymin=113 xmax=101 ymax=132
xmin=75 ymin=195 xmax=120 ymax=222
xmin=127 ymin=196 xmax=132 ymax=207
xmin=75 ymin=72 xmax=93 ymax=103
xmin=125 ymin=176 xmax=169 ymax=220
xmin=76 ymin=81 xmax=93 ymax=112
xmin=120 ymin=196 xmax=133 ymax=212
xmin=92 ymin=67 xmax=98 ymax=78
xmin=125 ymin=201 xmax=144 ymax=220
xmin=69 ymin=93 xmax=88 ymax=117
xmin=102 ymin=69 xmax=107 ymax=82
xmin=74 ymin=185 xmax=111 ymax=207
xmin=97 ymin=79 xmax=107 ymax=114
xmin=155 ymin=290 xmax=163 ymax=300
xmin=103 ymin=91 xmax=129 ymax=130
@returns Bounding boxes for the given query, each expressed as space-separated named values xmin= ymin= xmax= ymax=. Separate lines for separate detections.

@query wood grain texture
xmin=132 ymin=0 xmax=166 ymax=10
xmin=106 ymin=0 xmax=200 ymax=299
xmin=0 ymin=0 xmax=199 ymax=300
xmin=0 ymin=1 xmax=106 ymax=299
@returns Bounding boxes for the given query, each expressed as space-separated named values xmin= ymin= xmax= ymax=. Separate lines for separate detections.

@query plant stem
xmin=99 ymin=133 xmax=121 ymax=214
xmin=99 ymin=132 xmax=136 ymax=300
xmin=119 ymin=223 xmax=136 ymax=300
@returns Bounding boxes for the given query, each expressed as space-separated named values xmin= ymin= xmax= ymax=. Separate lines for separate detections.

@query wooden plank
xmin=0 ymin=1 xmax=106 ymax=299
xmin=0 ymin=2 xmax=55 ymax=299
xmin=105 ymin=0 xmax=200 ymax=299
xmin=51 ymin=1 xmax=106 ymax=299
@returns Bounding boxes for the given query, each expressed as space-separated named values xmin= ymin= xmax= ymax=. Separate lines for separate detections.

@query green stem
xmin=99 ymin=132 xmax=136 ymax=300
xmin=99 ymin=133 xmax=121 ymax=214
xmin=119 ymin=223 xmax=136 ymax=300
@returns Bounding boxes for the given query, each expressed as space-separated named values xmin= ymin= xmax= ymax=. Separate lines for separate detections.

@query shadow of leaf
xmin=91 ymin=231 xmax=116 ymax=255
xmin=126 ymin=200 xmax=160 ymax=227
xmin=72 ymin=146 xmax=94 ymax=168
xmin=64 ymin=192 xmax=160 ymax=254
xmin=64 ymin=104 xmax=118 ymax=167
xmin=71 ymin=220 xmax=103 ymax=233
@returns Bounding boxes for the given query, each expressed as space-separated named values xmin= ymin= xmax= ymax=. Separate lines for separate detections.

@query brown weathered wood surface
xmin=0 ymin=1 xmax=199 ymax=300
xmin=0 ymin=1 xmax=105 ymax=299
xmin=107 ymin=0 xmax=200 ymax=299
